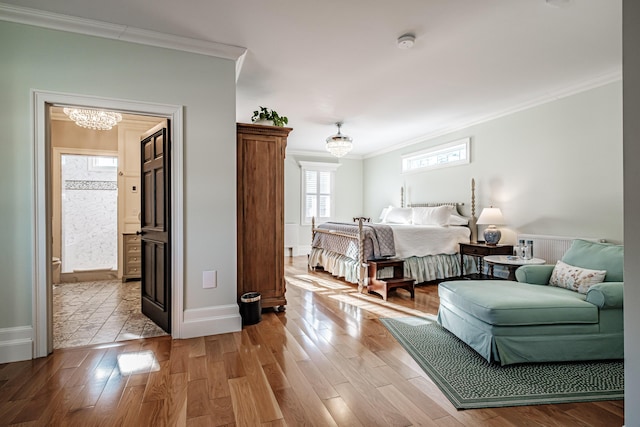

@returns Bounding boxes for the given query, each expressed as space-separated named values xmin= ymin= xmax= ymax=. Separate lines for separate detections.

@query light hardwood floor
xmin=0 ymin=256 xmax=624 ymax=426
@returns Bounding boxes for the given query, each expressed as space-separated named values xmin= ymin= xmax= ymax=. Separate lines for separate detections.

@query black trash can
xmin=240 ymin=292 xmax=261 ymax=325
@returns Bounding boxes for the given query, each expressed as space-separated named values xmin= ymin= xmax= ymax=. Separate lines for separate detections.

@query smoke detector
xmin=545 ymin=0 xmax=572 ymax=8
xmin=397 ymin=33 xmax=416 ymax=49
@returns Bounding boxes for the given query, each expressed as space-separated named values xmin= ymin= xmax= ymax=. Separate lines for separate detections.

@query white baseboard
xmin=284 ymin=245 xmax=311 ymax=258
xmin=0 ymin=326 xmax=33 ymax=363
xmin=181 ymin=304 xmax=242 ymax=339
xmin=297 ymin=245 xmax=311 ymax=256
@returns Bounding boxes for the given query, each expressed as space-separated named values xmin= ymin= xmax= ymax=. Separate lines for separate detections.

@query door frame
xmin=32 ymin=90 xmax=185 ymax=357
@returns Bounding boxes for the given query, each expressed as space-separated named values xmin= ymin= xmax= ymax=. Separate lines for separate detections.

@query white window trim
xmin=401 ymin=137 xmax=471 ymax=174
xmin=299 ymin=161 xmax=341 ymax=225
xmin=88 ymin=155 xmax=118 ymax=172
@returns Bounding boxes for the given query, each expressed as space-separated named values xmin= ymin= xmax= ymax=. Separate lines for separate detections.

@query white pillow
xmin=449 ymin=213 xmax=469 ymax=226
xmin=549 ymin=260 xmax=607 ymax=294
xmin=379 ymin=205 xmax=392 ymax=221
xmin=383 ymin=207 xmax=412 ymax=224
xmin=411 ymin=206 xmax=450 ymax=226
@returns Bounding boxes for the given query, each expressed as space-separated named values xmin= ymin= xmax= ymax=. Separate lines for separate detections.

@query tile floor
xmin=53 ymin=279 xmax=167 ymax=349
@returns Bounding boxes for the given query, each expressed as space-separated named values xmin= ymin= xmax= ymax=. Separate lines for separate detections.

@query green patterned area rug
xmin=380 ymin=317 xmax=624 ymax=409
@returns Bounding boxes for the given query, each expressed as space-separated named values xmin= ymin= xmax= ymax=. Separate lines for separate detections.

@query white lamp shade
xmin=476 ymin=207 xmax=505 ymax=225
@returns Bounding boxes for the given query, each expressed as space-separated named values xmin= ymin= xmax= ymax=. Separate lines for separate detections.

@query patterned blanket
xmin=312 ymin=222 xmax=395 ymax=260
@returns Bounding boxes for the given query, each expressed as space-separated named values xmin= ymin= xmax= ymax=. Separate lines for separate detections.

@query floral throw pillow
xmin=549 ymin=260 xmax=607 ymax=294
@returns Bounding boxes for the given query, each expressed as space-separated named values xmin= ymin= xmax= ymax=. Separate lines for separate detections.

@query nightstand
xmin=459 ymin=242 xmax=514 ymax=278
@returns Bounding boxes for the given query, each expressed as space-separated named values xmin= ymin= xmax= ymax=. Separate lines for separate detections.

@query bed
xmin=308 ymin=179 xmax=479 ymax=293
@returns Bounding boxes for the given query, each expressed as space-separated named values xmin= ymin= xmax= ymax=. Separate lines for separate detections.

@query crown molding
xmin=0 ymin=3 xmax=247 ymax=75
xmin=364 ymin=70 xmax=622 ymax=159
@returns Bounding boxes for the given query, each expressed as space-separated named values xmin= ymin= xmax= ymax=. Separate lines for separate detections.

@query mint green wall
xmin=284 ymin=154 xmax=363 ymax=251
xmin=364 ymin=81 xmax=623 ymax=244
xmin=284 ymin=155 xmax=302 ymax=223
xmin=334 ymin=158 xmax=364 ymax=221
xmin=0 ymin=21 xmax=237 ymax=328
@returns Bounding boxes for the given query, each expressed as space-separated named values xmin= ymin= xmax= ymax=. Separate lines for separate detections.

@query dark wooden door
xmin=140 ymin=121 xmax=171 ymax=332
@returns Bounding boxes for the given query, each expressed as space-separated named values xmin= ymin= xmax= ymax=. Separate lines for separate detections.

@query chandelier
xmin=326 ymin=122 xmax=353 ymax=157
xmin=63 ymin=108 xmax=123 ymax=130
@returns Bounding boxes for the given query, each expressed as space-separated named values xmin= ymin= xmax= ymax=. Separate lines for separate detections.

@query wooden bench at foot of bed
xmin=367 ymin=259 xmax=415 ymax=301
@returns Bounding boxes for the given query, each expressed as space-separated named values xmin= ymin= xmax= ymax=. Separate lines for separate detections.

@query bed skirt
xmin=308 ymin=248 xmax=478 ymax=284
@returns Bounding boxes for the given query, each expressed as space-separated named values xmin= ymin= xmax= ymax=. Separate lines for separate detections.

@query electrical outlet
xmin=203 ymin=270 xmax=217 ymax=288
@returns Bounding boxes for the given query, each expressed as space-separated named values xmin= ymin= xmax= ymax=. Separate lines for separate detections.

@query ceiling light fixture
xmin=326 ymin=122 xmax=353 ymax=158
xmin=63 ymin=107 xmax=123 ymax=130
xmin=397 ymin=33 xmax=416 ymax=49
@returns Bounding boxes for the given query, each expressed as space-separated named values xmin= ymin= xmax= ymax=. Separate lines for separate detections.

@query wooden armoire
xmin=237 ymin=123 xmax=292 ymax=311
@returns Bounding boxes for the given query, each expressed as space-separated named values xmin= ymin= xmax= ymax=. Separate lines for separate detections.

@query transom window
xmin=299 ymin=161 xmax=340 ymax=225
xmin=402 ymin=137 xmax=470 ymax=173
xmin=88 ymin=156 xmax=118 ymax=172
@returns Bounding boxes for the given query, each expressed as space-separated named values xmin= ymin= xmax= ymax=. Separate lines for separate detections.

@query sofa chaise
xmin=437 ymin=239 xmax=624 ymax=365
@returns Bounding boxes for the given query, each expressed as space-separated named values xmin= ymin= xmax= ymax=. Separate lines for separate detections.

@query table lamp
xmin=476 ymin=207 xmax=505 ymax=245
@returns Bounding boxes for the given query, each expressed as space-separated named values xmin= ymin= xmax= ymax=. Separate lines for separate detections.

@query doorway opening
xmin=50 ymin=106 xmax=168 ymax=349
xmin=32 ymin=91 xmax=185 ymax=358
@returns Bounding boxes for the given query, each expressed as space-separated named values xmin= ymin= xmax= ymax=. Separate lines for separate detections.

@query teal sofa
xmin=437 ymin=239 xmax=624 ymax=365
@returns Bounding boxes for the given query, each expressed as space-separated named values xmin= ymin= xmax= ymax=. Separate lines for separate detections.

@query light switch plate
xmin=203 ymin=270 xmax=217 ymax=288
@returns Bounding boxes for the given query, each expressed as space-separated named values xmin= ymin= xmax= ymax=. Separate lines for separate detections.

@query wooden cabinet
xmin=237 ymin=123 xmax=292 ymax=310
xmin=122 ymin=233 xmax=142 ymax=281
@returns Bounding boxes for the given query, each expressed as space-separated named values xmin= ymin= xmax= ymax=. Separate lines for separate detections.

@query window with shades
xmin=299 ymin=161 xmax=341 ymax=225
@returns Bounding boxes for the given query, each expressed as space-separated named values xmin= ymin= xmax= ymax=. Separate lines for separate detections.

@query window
xmin=402 ymin=137 xmax=470 ymax=173
xmin=299 ymin=161 xmax=340 ymax=225
xmin=88 ymin=155 xmax=118 ymax=172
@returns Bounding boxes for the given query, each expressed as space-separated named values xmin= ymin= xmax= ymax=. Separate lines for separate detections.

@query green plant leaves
xmin=251 ymin=106 xmax=288 ymax=127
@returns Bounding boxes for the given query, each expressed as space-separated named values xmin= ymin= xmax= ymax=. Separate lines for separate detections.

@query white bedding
xmin=386 ymin=224 xmax=470 ymax=258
